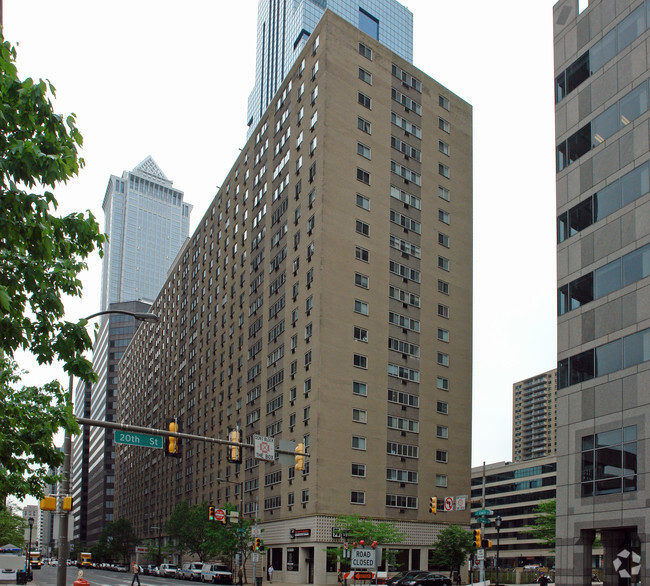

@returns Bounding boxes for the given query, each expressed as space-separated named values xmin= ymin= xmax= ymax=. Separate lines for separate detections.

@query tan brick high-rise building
xmin=116 ymin=11 xmax=472 ymax=584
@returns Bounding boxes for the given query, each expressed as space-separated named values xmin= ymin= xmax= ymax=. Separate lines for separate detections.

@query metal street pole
xmin=495 ymin=516 xmax=502 ymax=586
xmin=56 ymin=309 xmax=158 ymax=586
xmin=479 ymin=462 xmax=486 ymax=584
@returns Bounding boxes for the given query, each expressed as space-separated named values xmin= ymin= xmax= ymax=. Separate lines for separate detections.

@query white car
xmin=200 ymin=563 xmax=232 ymax=583
xmin=159 ymin=563 xmax=178 ymax=578
xmin=181 ymin=562 xmax=204 ymax=581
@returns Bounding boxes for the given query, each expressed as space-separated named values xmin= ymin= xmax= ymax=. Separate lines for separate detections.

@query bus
xmin=29 ymin=552 xmax=41 ymax=569
xmin=80 ymin=553 xmax=92 ymax=568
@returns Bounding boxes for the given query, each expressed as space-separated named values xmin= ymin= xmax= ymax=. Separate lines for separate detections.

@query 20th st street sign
xmin=114 ymin=430 xmax=163 ymax=449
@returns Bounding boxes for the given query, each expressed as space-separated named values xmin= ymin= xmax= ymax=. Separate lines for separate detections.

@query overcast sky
xmin=4 ymin=0 xmax=563 ymax=468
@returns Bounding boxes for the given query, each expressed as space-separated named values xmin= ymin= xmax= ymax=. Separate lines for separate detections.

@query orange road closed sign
xmin=354 ymin=572 xmax=374 ymax=580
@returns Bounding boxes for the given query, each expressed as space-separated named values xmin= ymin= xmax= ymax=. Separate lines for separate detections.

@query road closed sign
xmin=350 ymin=547 xmax=378 ymax=569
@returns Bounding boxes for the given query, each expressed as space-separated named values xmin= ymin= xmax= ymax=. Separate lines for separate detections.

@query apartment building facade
xmin=116 ymin=12 xmax=472 ymax=585
xmin=554 ymin=0 xmax=649 ymax=583
xmin=512 ymin=369 xmax=557 ymax=462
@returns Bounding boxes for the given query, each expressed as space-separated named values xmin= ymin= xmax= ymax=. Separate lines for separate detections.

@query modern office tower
xmin=116 ymin=11 xmax=472 ymax=585
xmin=246 ymin=0 xmax=413 ymax=135
xmin=470 ymin=457 xmax=557 ymax=570
xmin=512 ymin=369 xmax=557 ymax=462
xmin=554 ymin=0 xmax=649 ymax=584
xmin=72 ymin=157 xmax=192 ymax=546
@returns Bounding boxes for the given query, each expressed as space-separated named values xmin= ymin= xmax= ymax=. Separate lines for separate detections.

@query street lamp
xmin=26 ymin=517 xmax=34 ymax=580
xmin=56 ymin=309 xmax=158 ymax=586
xmin=495 ymin=516 xmax=502 ymax=586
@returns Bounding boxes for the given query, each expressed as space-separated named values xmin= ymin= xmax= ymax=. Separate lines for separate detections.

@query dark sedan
xmin=387 ymin=571 xmax=430 ymax=586
xmin=402 ymin=572 xmax=452 ymax=586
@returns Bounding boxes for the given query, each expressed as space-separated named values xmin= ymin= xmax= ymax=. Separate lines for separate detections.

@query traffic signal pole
xmin=480 ymin=462 xmax=486 ymax=584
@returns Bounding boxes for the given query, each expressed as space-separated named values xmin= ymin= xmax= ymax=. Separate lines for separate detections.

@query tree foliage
xmin=0 ymin=31 xmax=105 ymax=501
xmin=329 ymin=515 xmax=404 ymax=565
xmin=0 ymin=506 xmax=26 ymax=546
xmin=528 ymin=499 xmax=556 ymax=548
xmin=91 ymin=519 xmax=139 ymax=563
xmin=428 ymin=525 xmax=475 ymax=577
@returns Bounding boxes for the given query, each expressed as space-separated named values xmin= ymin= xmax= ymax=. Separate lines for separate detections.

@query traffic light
xmin=473 ymin=529 xmax=481 ymax=548
xmin=62 ymin=496 xmax=73 ymax=511
xmin=295 ymin=442 xmax=305 ymax=471
xmin=208 ymin=506 xmax=215 ymax=521
xmin=165 ymin=418 xmax=181 ymax=457
xmin=428 ymin=496 xmax=437 ymax=514
xmin=227 ymin=428 xmax=242 ymax=463
xmin=39 ymin=496 xmax=56 ymax=511
xmin=482 ymin=539 xmax=492 ymax=549
xmin=254 ymin=538 xmax=261 ymax=551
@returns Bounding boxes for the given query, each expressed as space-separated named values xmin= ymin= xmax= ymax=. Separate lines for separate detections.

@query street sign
xmin=476 ymin=549 xmax=485 ymax=561
xmin=475 ymin=508 xmax=492 ymax=517
xmin=135 ymin=547 xmax=148 ymax=554
xmin=252 ymin=553 xmax=260 ymax=563
xmin=350 ymin=548 xmax=378 ymax=569
xmin=214 ymin=508 xmax=226 ymax=523
xmin=455 ymin=495 xmax=467 ymax=510
xmin=444 ymin=497 xmax=454 ymax=511
xmin=114 ymin=430 xmax=163 ymax=449
xmin=251 ymin=526 xmax=261 ymax=537
xmin=254 ymin=434 xmax=275 ymax=461
xmin=278 ymin=439 xmax=296 ymax=465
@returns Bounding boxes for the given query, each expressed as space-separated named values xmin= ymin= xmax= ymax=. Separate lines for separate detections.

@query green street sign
xmin=475 ymin=508 xmax=492 ymax=517
xmin=114 ymin=430 xmax=163 ymax=449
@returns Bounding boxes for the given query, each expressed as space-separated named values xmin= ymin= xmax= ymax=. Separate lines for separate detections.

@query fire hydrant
xmin=74 ymin=569 xmax=89 ymax=586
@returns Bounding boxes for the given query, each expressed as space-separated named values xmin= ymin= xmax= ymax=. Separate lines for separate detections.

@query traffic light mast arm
xmin=75 ymin=416 xmax=309 ymax=458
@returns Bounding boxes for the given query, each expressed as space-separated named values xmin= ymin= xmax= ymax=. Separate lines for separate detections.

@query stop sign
xmin=214 ymin=508 xmax=226 ymax=522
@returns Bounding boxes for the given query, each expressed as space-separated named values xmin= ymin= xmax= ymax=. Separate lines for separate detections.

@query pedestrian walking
xmin=238 ymin=565 xmax=244 ymax=586
xmin=131 ymin=562 xmax=141 ymax=586
xmin=538 ymin=573 xmax=549 ymax=586
xmin=268 ymin=564 xmax=274 ymax=583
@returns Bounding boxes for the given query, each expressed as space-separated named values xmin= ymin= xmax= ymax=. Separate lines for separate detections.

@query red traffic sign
xmin=214 ymin=508 xmax=226 ymax=522
xmin=444 ymin=497 xmax=454 ymax=511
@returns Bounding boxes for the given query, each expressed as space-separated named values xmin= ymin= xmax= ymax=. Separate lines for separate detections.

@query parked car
xmin=387 ymin=571 xmax=430 ymax=586
xmin=200 ymin=562 xmax=232 ymax=583
xmin=402 ymin=573 xmax=452 ymax=586
xmin=142 ymin=565 xmax=158 ymax=575
xmin=181 ymin=562 xmax=204 ymax=581
xmin=159 ymin=563 xmax=178 ymax=578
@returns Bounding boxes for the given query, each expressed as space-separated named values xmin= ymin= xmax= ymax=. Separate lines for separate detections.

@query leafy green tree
xmin=528 ymin=499 xmax=556 ymax=548
xmin=92 ymin=519 xmax=139 ymax=563
xmin=328 ymin=515 xmax=404 ymax=566
xmin=429 ymin=525 xmax=475 ymax=577
xmin=0 ymin=32 xmax=105 ymax=503
xmin=0 ymin=506 xmax=26 ymax=545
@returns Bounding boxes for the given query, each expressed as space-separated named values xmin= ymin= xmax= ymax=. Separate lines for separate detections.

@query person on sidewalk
xmin=238 ymin=565 xmax=244 ymax=586
xmin=131 ymin=561 xmax=141 ymax=586
xmin=538 ymin=573 xmax=549 ymax=586
xmin=267 ymin=564 xmax=274 ymax=583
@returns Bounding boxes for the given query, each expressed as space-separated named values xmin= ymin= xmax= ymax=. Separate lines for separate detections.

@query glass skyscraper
xmin=246 ymin=0 xmax=413 ymax=135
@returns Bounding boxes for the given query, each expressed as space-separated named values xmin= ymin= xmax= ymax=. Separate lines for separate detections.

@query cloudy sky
xmin=4 ymin=0 xmax=567 ymax=467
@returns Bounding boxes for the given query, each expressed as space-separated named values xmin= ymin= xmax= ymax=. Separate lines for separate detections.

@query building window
xmin=304 ymin=378 xmax=311 ymax=395
xmin=358 ymin=92 xmax=371 ymax=109
xmin=352 ymin=408 xmax=367 ymax=422
xmin=304 ymin=350 xmax=312 ymax=367
xmin=438 ymin=163 xmax=450 ymax=179
xmin=354 ymin=299 xmax=369 ymax=315
xmin=438 ymin=186 xmax=450 ymax=201
xmin=356 ymin=220 xmax=370 ymax=236
xmin=435 ymin=474 xmax=448 ymax=487
xmin=581 ymin=426 xmax=637 ymax=496
xmin=356 ymin=194 xmax=370 ymax=210
xmin=357 ymin=142 xmax=371 ymax=159
xmin=352 ymin=436 xmax=366 ymax=450
xmin=439 ymin=210 xmax=450 ymax=224
xmin=355 ymin=246 xmax=369 ymax=262
xmin=353 ymin=326 xmax=368 ymax=342
xmin=358 ymin=116 xmax=371 ymax=134
xmin=436 ymin=450 xmax=448 ymax=463
xmin=437 ymin=401 xmax=449 ymax=414
xmin=437 ymin=377 xmax=449 ymax=391
xmin=359 ymin=8 xmax=379 ymax=40
xmin=436 ymin=425 xmax=448 ymax=439
xmin=439 ymin=140 xmax=450 ymax=156
xmin=438 ymin=233 xmax=450 ymax=248
xmin=439 ymin=117 xmax=450 ymax=133
xmin=354 ymin=272 xmax=369 ymax=289
xmin=437 ymin=328 xmax=449 ymax=342
xmin=437 ymin=352 xmax=449 ymax=366
xmin=359 ymin=43 xmax=372 ymax=60
xmin=357 ymin=168 xmax=370 ymax=185
xmin=353 ymin=381 xmax=367 ymax=396
xmin=353 ymin=354 xmax=368 ymax=369
xmin=301 ymin=489 xmax=309 ymax=503
xmin=438 ymin=280 xmax=449 ymax=295
xmin=439 ymin=95 xmax=450 ymax=110
xmin=438 ymin=304 xmax=449 ymax=319
xmin=351 ymin=491 xmax=366 ymax=504
xmin=438 ymin=256 xmax=450 ymax=271
xmin=351 ymin=463 xmax=366 ymax=477
xmin=358 ymin=67 xmax=372 ymax=84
